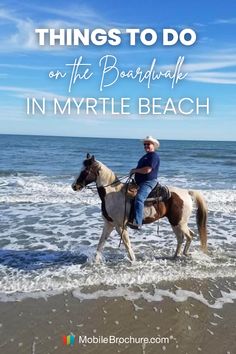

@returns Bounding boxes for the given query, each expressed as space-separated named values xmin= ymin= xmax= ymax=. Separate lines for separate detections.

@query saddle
xmin=127 ymin=180 xmax=171 ymax=224
xmin=127 ymin=180 xmax=171 ymax=203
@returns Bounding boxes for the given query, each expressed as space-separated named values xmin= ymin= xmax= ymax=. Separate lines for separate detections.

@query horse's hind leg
xmin=115 ymin=226 xmax=136 ymax=262
xmin=171 ymin=225 xmax=184 ymax=258
xmin=183 ymin=227 xmax=194 ymax=256
xmin=95 ymin=221 xmax=114 ymax=263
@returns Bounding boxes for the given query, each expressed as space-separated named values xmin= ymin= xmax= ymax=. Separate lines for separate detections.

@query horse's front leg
xmin=116 ymin=225 xmax=136 ymax=262
xmin=95 ymin=221 xmax=114 ymax=263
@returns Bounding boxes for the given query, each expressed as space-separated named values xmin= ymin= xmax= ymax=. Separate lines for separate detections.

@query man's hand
xmin=130 ymin=167 xmax=152 ymax=176
xmin=129 ymin=168 xmax=136 ymax=177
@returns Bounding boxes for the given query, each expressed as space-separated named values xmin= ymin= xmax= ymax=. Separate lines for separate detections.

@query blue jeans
xmin=134 ymin=179 xmax=158 ymax=226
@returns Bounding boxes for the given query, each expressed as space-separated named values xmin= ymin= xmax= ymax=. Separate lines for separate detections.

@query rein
xmin=84 ymin=175 xmax=130 ymax=191
xmin=118 ymin=175 xmax=132 ymax=247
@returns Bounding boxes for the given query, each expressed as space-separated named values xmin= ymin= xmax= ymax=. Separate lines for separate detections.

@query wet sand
xmin=0 ymin=281 xmax=236 ymax=354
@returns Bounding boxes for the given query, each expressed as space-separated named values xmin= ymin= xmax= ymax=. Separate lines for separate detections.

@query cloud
xmin=0 ymin=7 xmax=16 ymax=22
xmin=182 ymin=60 xmax=236 ymax=72
xmin=0 ymin=3 xmax=134 ymax=53
xmin=212 ymin=18 xmax=236 ymax=25
xmin=0 ymin=8 xmax=39 ymax=52
xmin=0 ymin=85 xmax=69 ymax=100
xmin=185 ymin=52 xmax=236 ymax=84
xmin=159 ymin=51 xmax=236 ymax=85
xmin=23 ymin=3 xmax=144 ymax=29
xmin=0 ymin=7 xmax=167 ymax=57
xmin=0 ymin=63 xmax=53 ymax=70
xmin=26 ymin=4 xmax=106 ymax=27
xmin=187 ymin=72 xmax=236 ymax=84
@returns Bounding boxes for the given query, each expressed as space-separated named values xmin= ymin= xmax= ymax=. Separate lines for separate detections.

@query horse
xmin=72 ymin=153 xmax=208 ymax=263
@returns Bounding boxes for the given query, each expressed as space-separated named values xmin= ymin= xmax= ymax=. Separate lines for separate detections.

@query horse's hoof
xmin=126 ymin=255 xmax=136 ymax=264
xmin=172 ymin=254 xmax=181 ymax=260
xmin=130 ymin=253 xmax=136 ymax=262
xmin=183 ymin=252 xmax=190 ymax=257
xmin=94 ymin=253 xmax=102 ymax=264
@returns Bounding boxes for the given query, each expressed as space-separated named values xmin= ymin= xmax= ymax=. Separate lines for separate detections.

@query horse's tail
xmin=188 ymin=190 xmax=208 ymax=252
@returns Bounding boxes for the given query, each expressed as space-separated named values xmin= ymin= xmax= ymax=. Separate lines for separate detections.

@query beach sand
xmin=0 ymin=279 xmax=235 ymax=354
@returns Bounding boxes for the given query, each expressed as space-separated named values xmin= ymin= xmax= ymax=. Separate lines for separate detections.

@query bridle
xmin=77 ymin=162 xmax=129 ymax=191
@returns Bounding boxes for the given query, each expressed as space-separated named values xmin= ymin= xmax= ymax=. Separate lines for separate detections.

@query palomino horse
xmin=72 ymin=154 xmax=207 ymax=262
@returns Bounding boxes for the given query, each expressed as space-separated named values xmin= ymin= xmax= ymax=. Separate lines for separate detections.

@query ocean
xmin=0 ymin=134 xmax=236 ymax=305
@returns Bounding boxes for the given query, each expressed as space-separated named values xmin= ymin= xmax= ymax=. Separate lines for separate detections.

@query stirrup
xmin=127 ymin=222 xmax=142 ymax=230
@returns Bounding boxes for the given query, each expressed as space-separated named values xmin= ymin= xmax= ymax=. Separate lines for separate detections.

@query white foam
xmin=202 ymin=190 xmax=236 ymax=214
xmin=0 ymin=175 xmax=235 ymax=213
xmin=72 ymin=286 xmax=236 ymax=310
xmin=0 ymin=175 xmax=100 ymax=205
xmin=0 ymin=246 xmax=236 ymax=302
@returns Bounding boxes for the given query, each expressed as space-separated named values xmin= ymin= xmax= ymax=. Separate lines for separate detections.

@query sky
xmin=0 ymin=0 xmax=236 ymax=140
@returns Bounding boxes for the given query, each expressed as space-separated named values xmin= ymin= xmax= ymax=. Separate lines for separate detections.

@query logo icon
xmin=62 ymin=334 xmax=75 ymax=346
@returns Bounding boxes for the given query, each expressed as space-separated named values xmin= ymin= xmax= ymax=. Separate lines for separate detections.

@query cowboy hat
xmin=141 ymin=135 xmax=160 ymax=149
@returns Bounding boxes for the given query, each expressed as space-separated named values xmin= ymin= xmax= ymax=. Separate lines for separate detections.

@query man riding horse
xmin=72 ymin=145 xmax=207 ymax=262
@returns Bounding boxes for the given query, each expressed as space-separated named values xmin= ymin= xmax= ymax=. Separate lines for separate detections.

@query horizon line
xmin=0 ymin=132 xmax=235 ymax=143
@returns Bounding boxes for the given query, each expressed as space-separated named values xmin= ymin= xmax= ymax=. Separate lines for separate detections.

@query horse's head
xmin=72 ymin=153 xmax=101 ymax=191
